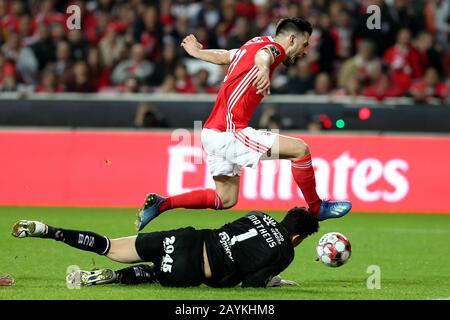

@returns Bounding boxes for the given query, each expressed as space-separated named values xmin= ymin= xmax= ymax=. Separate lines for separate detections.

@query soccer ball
xmin=316 ymin=232 xmax=351 ymax=267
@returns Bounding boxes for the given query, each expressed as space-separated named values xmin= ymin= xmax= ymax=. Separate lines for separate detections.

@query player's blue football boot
xmin=316 ymin=200 xmax=352 ymax=221
xmin=135 ymin=193 xmax=167 ymax=231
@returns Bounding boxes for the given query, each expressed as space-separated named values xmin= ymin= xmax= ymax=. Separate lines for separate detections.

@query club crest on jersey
xmin=269 ymin=45 xmax=281 ymax=58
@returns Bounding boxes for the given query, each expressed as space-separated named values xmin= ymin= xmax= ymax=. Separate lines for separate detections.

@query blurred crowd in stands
xmin=0 ymin=0 xmax=449 ymax=104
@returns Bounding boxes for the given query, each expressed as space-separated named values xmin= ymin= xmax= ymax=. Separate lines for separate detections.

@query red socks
xmin=291 ymin=154 xmax=322 ymax=214
xmin=159 ymin=189 xmax=223 ymax=213
xmin=157 ymin=155 xmax=320 ymax=215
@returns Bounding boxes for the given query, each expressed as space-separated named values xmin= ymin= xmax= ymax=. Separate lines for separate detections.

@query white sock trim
xmin=34 ymin=221 xmax=47 ymax=235
xmin=101 ymin=236 xmax=111 ymax=255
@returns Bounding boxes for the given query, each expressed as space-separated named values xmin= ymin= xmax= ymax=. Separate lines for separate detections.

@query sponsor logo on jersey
xmin=271 ymin=228 xmax=285 ymax=245
xmin=218 ymin=232 xmax=234 ymax=261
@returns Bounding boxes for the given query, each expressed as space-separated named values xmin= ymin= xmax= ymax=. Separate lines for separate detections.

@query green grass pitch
xmin=0 ymin=206 xmax=449 ymax=300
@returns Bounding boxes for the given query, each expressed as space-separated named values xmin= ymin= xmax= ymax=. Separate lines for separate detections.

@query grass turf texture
xmin=0 ymin=207 xmax=449 ymax=300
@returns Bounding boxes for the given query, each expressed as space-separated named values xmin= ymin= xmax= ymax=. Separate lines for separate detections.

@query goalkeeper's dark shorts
xmin=135 ymin=227 xmax=209 ymax=287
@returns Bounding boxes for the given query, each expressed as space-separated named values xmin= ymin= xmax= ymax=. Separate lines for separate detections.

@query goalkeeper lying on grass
xmin=11 ymin=207 xmax=318 ymax=288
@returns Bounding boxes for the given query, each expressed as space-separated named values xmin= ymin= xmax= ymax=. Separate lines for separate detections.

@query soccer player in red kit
xmin=136 ymin=18 xmax=352 ymax=231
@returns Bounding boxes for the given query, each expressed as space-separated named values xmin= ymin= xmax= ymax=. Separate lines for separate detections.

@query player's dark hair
xmin=280 ymin=206 xmax=319 ymax=239
xmin=275 ymin=17 xmax=313 ymax=37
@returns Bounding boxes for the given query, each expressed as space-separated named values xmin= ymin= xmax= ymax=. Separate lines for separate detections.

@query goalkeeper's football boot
xmin=135 ymin=193 xmax=167 ymax=231
xmin=11 ymin=220 xmax=47 ymax=238
xmin=316 ymin=200 xmax=352 ymax=221
xmin=66 ymin=269 xmax=117 ymax=286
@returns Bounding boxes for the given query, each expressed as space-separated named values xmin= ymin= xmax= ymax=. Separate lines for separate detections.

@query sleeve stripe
xmin=229 ymin=49 xmax=239 ymax=61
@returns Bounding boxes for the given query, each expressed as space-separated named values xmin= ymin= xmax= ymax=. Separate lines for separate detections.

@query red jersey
xmin=204 ymin=36 xmax=286 ymax=132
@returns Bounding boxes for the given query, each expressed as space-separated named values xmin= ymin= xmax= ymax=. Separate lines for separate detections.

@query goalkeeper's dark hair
xmin=280 ymin=206 xmax=319 ymax=239
xmin=275 ymin=17 xmax=313 ymax=37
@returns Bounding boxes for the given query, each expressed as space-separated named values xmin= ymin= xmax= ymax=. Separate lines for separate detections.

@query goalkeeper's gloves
xmin=267 ymin=275 xmax=299 ymax=287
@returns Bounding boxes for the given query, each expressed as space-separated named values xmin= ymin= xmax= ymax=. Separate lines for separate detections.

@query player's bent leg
xmin=67 ymin=237 xmax=157 ymax=287
xmin=275 ymin=135 xmax=321 ymax=214
xmin=213 ymin=175 xmax=240 ymax=209
xmin=135 ymin=188 xmax=226 ymax=231
xmin=134 ymin=142 xmax=239 ymax=231
xmin=11 ymin=220 xmax=113 ymax=254
xmin=273 ymin=134 xmax=310 ymax=161
xmin=114 ymin=264 xmax=157 ymax=285
xmin=107 ymin=236 xmax=142 ymax=263
xmin=135 ymin=127 xmax=242 ymax=231
xmin=274 ymin=135 xmax=352 ymax=221
xmin=70 ymin=264 xmax=157 ymax=286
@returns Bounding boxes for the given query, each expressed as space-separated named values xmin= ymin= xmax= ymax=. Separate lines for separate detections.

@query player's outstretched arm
xmin=241 ymin=264 xmax=281 ymax=288
xmin=181 ymin=34 xmax=231 ymax=65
